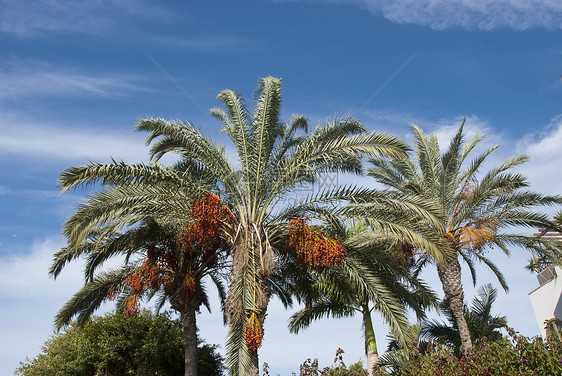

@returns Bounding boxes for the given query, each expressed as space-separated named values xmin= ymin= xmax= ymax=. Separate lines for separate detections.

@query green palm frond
xmin=289 ymin=298 xmax=357 ymax=334
xmin=58 ymin=160 xmax=188 ymax=193
xmin=55 ymin=267 xmax=134 ymax=330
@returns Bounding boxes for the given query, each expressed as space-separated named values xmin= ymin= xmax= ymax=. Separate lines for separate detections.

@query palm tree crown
xmin=152 ymin=77 xmax=411 ymax=376
xmin=367 ymin=120 xmax=562 ymax=357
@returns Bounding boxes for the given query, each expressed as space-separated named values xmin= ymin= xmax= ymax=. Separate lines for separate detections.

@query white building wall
xmin=529 ymin=266 xmax=562 ymax=338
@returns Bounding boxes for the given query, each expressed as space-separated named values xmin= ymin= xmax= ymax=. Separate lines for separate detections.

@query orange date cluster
xmin=244 ymin=312 xmax=263 ymax=351
xmin=108 ymin=191 xmax=234 ymax=316
xmin=177 ymin=191 xmax=235 ymax=252
xmin=287 ymin=218 xmax=346 ymax=267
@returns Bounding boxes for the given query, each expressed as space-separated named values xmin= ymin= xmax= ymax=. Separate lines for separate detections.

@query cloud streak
xmin=0 ymin=237 xmax=118 ymax=375
xmin=0 ymin=0 xmax=170 ymax=37
xmin=290 ymin=0 xmax=562 ymax=30
xmin=0 ymin=62 xmax=147 ymax=99
xmin=0 ymin=113 xmax=148 ymax=162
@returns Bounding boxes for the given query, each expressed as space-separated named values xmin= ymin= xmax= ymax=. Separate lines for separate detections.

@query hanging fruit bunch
xmin=177 ymin=191 xmax=235 ymax=253
xmin=244 ymin=312 xmax=263 ymax=351
xmin=181 ymin=273 xmax=196 ymax=299
xmin=122 ymin=294 xmax=140 ymax=317
xmin=287 ymin=218 xmax=346 ymax=267
xmin=123 ymin=257 xmax=172 ymax=294
xmin=108 ymin=255 xmax=174 ymax=315
xmin=107 ymin=191 xmax=234 ymax=316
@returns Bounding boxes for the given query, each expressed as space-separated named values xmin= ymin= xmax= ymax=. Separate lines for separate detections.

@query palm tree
xmin=52 ymin=158 xmax=231 ymax=376
xmin=288 ymin=222 xmax=437 ymax=376
xmin=366 ymin=120 xmax=562 ymax=357
xmin=56 ymin=76 xmax=410 ymax=376
xmin=138 ymin=77 xmax=413 ymax=376
xmin=422 ymin=284 xmax=507 ymax=353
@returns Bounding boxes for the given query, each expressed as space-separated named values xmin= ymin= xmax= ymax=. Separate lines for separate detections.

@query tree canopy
xmin=16 ymin=311 xmax=224 ymax=376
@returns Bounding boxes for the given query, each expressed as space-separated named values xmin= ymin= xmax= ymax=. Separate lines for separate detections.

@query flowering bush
xmin=376 ymin=328 xmax=562 ymax=376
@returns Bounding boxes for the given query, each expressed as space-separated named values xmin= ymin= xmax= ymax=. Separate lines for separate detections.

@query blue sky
xmin=1 ymin=0 xmax=562 ymax=374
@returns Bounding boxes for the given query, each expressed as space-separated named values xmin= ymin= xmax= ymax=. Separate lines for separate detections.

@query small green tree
xmin=422 ymin=284 xmax=508 ymax=353
xmin=288 ymin=223 xmax=437 ymax=375
xmin=16 ymin=311 xmax=224 ymax=376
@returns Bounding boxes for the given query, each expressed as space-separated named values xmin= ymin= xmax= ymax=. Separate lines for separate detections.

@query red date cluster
xmin=287 ymin=218 xmax=346 ymax=267
xmin=177 ymin=191 xmax=235 ymax=252
xmin=108 ymin=191 xmax=234 ymax=316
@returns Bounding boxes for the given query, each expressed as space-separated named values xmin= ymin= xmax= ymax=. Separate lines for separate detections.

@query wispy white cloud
xmin=517 ymin=115 xmax=562 ymax=195
xmin=286 ymin=0 xmax=562 ymax=30
xmin=0 ymin=112 xmax=148 ymax=162
xmin=0 ymin=61 xmax=147 ymax=98
xmin=362 ymin=110 xmax=501 ymax=149
xmin=429 ymin=115 xmax=504 ymax=151
xmin=0 ymin=0 xmax=170 ymax=37
xmin=0 ymin=237 xmax=81 ymax=299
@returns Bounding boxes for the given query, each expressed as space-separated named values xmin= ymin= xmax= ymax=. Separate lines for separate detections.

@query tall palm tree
xmin=138 ymin=77 xmax=412 ymax=376
xmin=56 ymin=76 xmax=410 ymax=376
xmin=367 ymin=120 xmax=562 ymax=357
xmin=52 ymin=158 xmax=231 ymax=376
xmin=288 ymin=222 xmax=437 ymax=376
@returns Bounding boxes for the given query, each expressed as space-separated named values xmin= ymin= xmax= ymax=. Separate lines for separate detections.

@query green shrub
xmin=16 ymin=310 xmax=224 ymax=376
xmin=376 ymin=328 xmax=562 ymax=376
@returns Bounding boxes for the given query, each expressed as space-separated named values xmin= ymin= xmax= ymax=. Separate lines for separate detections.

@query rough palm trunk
xmin=226 ymin=241 xmax=271 ymax=376
xmin=437 ymin=256 xmax=472 ymax=357
xmin=248 ymin=275 xmax=270 ymax=376
xmin=248 ymin=354 xmax=259 ymax=376
xmin=180 ymin=307 xmax=198 ymax=376
xmin=362 ymin=304 xmax=379 ymax=376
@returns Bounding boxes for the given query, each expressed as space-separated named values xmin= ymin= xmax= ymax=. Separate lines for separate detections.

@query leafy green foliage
xmin=374 ymin=329 xmax=562 ymax=376
xmin=16 ymin=311 xmax=224 ymax=376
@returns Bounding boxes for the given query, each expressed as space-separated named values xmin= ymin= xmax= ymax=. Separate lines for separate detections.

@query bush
xmin=16 ymin=310 xmax=224 ymax=376
xmin=376 ymin=328 xmax=562 ymax=376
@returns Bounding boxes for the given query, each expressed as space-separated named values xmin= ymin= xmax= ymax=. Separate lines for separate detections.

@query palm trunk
xmin=248 ymin=353 xmax=259 ymax=376
xmin=180 ymin=308 xmax=198 ymax=376
xmin=362 ymin=304 xmax=379 ymax=376
xmin=226 ymin=228 xmax=273 ymax=376
xmin=437 ymin=257 xmax=472 ymax=358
